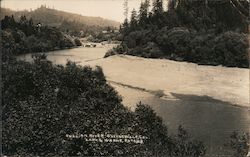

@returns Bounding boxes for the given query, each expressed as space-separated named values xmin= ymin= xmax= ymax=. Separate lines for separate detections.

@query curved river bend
xmin=18 ymin=45 xmax=250 ymax=156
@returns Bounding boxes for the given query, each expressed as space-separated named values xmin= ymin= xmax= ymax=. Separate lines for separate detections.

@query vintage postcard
xmin=1 ymin=0 xmax=249 ymax=156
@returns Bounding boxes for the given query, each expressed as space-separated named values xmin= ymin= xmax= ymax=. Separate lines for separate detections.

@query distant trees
xmin=1 ymin=6 xmax=119 ymax=38
xmin=122 ymin=0 xmax=249 ymax=34
xmin=2 ymin=15 xmax=35 ymax=35
xmin=1 ymin=15 xmax=17 ymax=29
xmin=59 ymin=19 xmax=111 ymax=37
xmin=19 ymin=15 xmax=28 ymax=24
xmin=1 ymin=15 xmax=75 ymax=57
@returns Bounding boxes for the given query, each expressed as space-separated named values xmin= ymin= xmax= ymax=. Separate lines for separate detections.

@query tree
xmin=19 ymin=15 xmax=28 ymax=25
xmin=138 ymin=0 xmax=150 ymax=28
xmin=172 ymin=125 xmax=206 ymax=157
xmin=123 ymin=0 xmax=129 ymax=20
xmin=152 ymin=0 xmax=163 ymax=16
xmin=121 ymin=0 xmax=130 ymax=39
xmin=168 ymin=0 xmax=178 ymax=11
xmin=133 ymin=103 xmax=170 ymax=156
xmin=120 ymin=18 xmax=129 ymax=37
xmin=130 ymin=9 xmax=138 ymax=31
xmin=28 ymin=18 xmax=33 ymax=26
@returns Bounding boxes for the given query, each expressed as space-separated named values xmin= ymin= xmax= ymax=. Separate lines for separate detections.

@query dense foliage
xmin=2 ymin=55 xmax=206 ymax=156
xmin=228 ymin=132 xmax=250 ymax=157
xmin=1 ymin=15 xmax=78 ymax=56
xmin=108 ymin=0 xmax=249 ymax=68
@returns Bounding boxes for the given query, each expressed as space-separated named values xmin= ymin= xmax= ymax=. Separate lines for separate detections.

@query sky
xmin=1 ymin=0 xmax=145 ymax=22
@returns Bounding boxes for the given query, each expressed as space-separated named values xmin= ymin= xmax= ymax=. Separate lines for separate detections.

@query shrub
xmin=104 ymin=45 xmax=126 ymax=58
xmin=2 ymin=59 xmax=124 ymax=156
xmin=156 ymin=27 xmax=192 ymax=57
xmin=228 ymin=132 xmax=250 ymax=157
xmin=188 ymin=33 xmax=216 ymax=64
xmin=153 ymin=90 xmax=165 ymax=98
xmin=171 ymin=126 xmax=206 ymax=157
xmin=142 ymin=42 xmax=164 ymax=58
xmin=213 ymin=32 xmax=248 ymax=67
xmin=124 ymin=30 xmax=151 ymax=49
xmin=74 ymin=38 xmax=82 ymax=46
xmin=104 ymin=48 xmax=117 ymax=58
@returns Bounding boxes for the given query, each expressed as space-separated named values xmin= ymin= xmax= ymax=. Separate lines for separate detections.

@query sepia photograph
xmin=1 ymin=0 xmax=249 ymax=156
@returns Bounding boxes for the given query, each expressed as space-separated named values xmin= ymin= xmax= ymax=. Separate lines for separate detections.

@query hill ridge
xmin=1 ymin=7 xmax=120 ymax=28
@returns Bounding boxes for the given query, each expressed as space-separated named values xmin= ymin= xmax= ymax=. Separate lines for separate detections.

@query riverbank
xmin=86 ymin=54 xmax=249 ymax=108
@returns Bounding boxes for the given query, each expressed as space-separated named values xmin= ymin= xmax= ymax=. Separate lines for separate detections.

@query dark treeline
xmin=57 ymin=19 xmax=119 ymax=40
xmin=106 ymin=0 xmax=249 ymax=68
xmin=1 ymin=15 xmax=78 ymax=58
xmin=59 ymin=19 xmax=116 ymax=37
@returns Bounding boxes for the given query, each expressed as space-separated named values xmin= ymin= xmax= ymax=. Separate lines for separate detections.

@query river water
xmin=18 ymin=45 xmax=250 ymax=156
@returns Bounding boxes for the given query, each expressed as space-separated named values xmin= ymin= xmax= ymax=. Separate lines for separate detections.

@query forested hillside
xmin=1 ymin=6 xmax=120 ymax=36
xmin=106 ymin=0 xmax=249 ymax=68
xmin=1 ymin=15 xmax=78 ymax=58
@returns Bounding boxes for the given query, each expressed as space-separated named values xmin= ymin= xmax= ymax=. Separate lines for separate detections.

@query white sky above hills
xmin=1 ymin=0 xmax=142 ymax=22
xmin=2 ymin=0 xmax=169 ymax=22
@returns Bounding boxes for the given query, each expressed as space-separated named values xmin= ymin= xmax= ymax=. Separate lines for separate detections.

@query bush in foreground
xmin=3 ymin=57 xmax=206 ymax=156
xmin=228 ymin=132 xmax=250 ymax=157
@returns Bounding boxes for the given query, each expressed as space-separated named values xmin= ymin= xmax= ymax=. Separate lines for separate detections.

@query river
xmin=18 ymin=45 xmax=250 ymax=156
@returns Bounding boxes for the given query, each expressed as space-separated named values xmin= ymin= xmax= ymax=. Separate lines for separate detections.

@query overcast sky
xmin=1 ymin=0 xmax=146 ymax=22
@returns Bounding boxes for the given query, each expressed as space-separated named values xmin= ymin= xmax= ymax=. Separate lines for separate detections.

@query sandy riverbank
xmin=86 ymin=54 xmax=249 ymax=108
